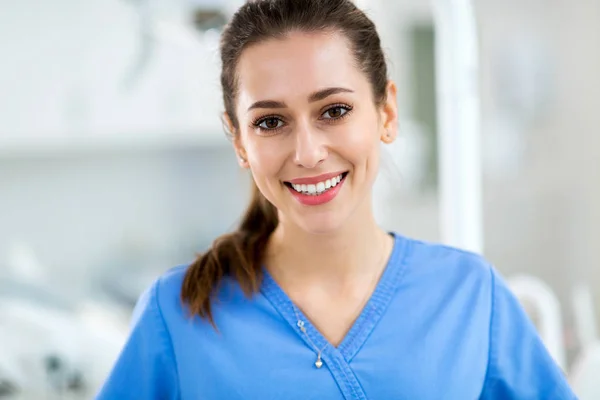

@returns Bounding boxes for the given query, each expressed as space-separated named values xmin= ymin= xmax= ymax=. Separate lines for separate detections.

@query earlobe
xmin=234 ymin=142 xmax=250 ymax=169
xmin=381 ymin=129 xmax=396 ymax=144
xmin=233 ymin=137 xmax=250 ymax=169
xmin=238 ymin=154 xmax=249 ymax=168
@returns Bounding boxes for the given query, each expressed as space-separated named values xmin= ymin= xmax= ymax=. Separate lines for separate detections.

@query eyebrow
xmin=308 ymin=87 xmax=354 ymax=102
xmin=247 ymin=87 xmax=354 ymax=111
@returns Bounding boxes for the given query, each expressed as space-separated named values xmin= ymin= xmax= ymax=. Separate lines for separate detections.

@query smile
xmin=285 ymin=172 xmax=347 ymax=196
xmin=283 ymin=172 xmax=349 ymax=206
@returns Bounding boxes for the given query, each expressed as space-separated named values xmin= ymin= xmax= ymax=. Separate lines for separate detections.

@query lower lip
xmin=286 ymin=175 xmax=347 ymax=206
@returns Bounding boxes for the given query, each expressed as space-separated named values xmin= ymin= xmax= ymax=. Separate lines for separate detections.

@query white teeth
xmin=289 ymin=173 xmax=345 ymax=195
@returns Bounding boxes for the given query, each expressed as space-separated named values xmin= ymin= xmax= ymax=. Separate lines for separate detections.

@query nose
xmin=293 ymin=122 xmax=328 ymax=169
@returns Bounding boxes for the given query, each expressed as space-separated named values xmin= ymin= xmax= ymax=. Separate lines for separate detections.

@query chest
xmin=295 ymin=296 xmax=368 ymax=347
xmin=175 ymin=328 xmax=487 ymax=400
xmin=172 ymin=296 xmax=489 ymax=400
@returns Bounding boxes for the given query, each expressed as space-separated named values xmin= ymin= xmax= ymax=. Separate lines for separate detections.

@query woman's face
xmin=232 ymin=30 xmax=397 ymax=234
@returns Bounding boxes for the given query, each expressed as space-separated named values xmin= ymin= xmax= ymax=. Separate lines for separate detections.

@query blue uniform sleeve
xmin=95 ymin=279 xmax=180 ymax=399
xmin=480 ymin=269 xmax=577 ymax=399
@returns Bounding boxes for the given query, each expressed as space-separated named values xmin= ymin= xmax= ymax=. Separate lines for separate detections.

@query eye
xmin=321 ymin=105 xmax=352 ymax=120
xmin=257 ymin=117 xmax=284 ymax=130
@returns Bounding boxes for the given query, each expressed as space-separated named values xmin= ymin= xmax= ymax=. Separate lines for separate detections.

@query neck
xmin=266 ymin=209 xmax=392 ymax=287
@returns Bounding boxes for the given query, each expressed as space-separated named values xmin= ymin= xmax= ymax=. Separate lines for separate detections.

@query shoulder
xmin=131 ymin=265 xmax=189 ymax=329
xmin=391 ymin=234 xmax=497 ymax=331
xmin=395 ymin=233 xmax=494 ymax=286
xmin=97 ymin=268 xmax=185 ymax=399
xmin=152 ymin=264 xmax=189 ymax=306
xmin=133 ymin=264 xmax=246 ymax=329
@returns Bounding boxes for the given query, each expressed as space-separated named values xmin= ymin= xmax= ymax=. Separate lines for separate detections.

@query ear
xmin=380 ymin=80 xmax=399 ymax=144
xmin=224 ymin=112 xmax=250 ymax=169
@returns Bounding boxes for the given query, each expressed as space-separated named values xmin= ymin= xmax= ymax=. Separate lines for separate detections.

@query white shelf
xmin=0 ymin=130 xmax=230 ymax=159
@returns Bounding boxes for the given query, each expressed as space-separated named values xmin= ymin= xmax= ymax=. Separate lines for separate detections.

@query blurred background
xmin=1 ymin=0 xmax=599 ymax=398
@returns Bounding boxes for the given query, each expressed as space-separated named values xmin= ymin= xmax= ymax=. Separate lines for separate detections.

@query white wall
xmin=1 ymin=0 xmax=599 ymax=336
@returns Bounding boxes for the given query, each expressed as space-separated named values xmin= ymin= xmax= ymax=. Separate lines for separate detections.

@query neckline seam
xmin=343 ymin=239 xmax=413 ymax=360
xmin=259 ymin=233 xmax=412 ymax=363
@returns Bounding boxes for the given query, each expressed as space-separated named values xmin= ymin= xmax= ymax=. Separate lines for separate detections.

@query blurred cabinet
xmin=0 ymin=0 xmax=225 ymax=156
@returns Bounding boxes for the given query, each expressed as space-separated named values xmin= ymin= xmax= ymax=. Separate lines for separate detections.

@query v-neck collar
xmin=260 ymin=233 xmax=409 ymax=363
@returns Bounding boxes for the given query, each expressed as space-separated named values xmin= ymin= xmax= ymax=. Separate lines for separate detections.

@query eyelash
xmin=251 ymin=103 xmax=354 ymax=134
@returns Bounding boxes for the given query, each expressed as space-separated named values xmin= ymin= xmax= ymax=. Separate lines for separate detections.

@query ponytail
xmin=181 ymin=181 xmax=278 ymax=326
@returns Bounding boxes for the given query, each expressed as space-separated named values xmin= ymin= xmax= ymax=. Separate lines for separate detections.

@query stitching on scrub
xmin=333 ymin=353 xmax=365 ymax=400
xmin=343 ymin=303 xmax=377 ymax=362
xmin=339 ymin=356 xmax=369 ymax=400
xmin=262 ymin=268 xmax=332 ymax=352
xmin=324 ymin=358 xmax=351 ymax=400
xmin=344 ymin=238 xmax=413 ymax=362
xmin=259 ymin=272 xmax=292 ymax=324
xmin=261 ymin=270 xmax=297 ymax=323
xmin=341 ymin=236 xmax=408 ymax=356
xmin=153 ymin=277 xmax=181 ymax=399
xmin=336 ymin=356 xmax=357 ymax=399
xmin=477 ymin=264 xmax=497 ymax=398
xmin=332 ymin=239 xmax=415 ymax=400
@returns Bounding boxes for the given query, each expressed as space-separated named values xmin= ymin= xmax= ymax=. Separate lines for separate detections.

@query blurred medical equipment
xmin=571 ymin=284 xmax=599 ymax=351
xmin=507 ymin=273 xmax=600 ymax=399
xmin=570 ymin=343 xmax=600 ymax=400
xmin=0 ymin=242 xmax=129 ymax=399
xmin=508 ymin=274 xmax=567 ymax=370
xmin=569 ymin=283 xmax=600 ymax=399
xmin=121 ymin=0 xmax=227 ymax=88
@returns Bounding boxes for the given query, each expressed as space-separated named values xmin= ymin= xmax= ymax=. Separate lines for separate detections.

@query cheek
xmin=245 ymin=136 xmax=284 ymax=177
xmin=338 ymin=119 xmax=381 ymax=164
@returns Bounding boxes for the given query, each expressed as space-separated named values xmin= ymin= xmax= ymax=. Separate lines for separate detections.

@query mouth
xmin=283 ymin=171 xmax=349 ymax=196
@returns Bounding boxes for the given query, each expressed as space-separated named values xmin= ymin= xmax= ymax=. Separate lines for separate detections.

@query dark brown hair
xmin=181 ymin=0 xmax=389 ymax=325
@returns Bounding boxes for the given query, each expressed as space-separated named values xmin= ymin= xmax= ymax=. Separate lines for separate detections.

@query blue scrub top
xmin=96 ymin=233 xmax=577 ymax=399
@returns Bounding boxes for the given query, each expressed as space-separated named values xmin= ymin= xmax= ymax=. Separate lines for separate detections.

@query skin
xmin=228 ymin=30 xmax=399 ymax=345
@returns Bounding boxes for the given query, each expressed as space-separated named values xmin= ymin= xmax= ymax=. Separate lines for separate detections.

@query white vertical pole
xmin=432 ymin=0 xmax=483 ymax=254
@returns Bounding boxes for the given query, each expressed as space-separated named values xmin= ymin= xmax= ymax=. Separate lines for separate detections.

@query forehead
xmin=236 ymin=31 xmax=369 ymax=108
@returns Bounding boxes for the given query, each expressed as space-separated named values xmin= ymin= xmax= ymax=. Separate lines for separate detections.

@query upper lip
xmin=286 ymin=171 xmax=346 ymax=185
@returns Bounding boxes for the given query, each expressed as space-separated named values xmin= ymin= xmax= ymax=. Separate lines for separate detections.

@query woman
xmin=97 ymin=0 xmax=576 ymax=398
